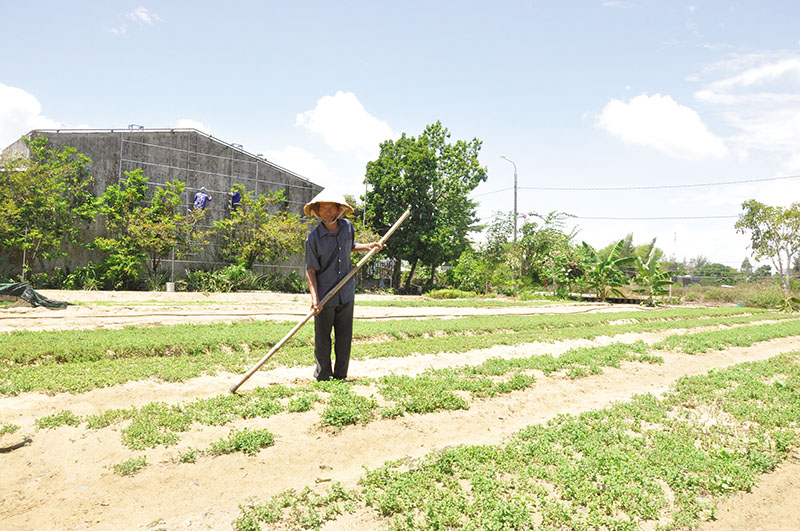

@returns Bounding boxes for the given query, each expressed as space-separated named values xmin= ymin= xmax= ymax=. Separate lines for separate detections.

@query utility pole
xmin=500 ymin=155 xmax=518 ymax=242
xmin=21 ymin=227 xmax=28 ymax=283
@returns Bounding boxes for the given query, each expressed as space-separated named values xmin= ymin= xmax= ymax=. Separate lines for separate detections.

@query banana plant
xmin=581 ymin=240 xmax=635 ymax=302
xmin=633 ymin=247 xmax=674 ymax=306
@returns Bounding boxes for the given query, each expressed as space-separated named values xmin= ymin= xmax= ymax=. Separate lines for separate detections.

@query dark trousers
xmin=313 ymin=300 xmax=354 ymax=381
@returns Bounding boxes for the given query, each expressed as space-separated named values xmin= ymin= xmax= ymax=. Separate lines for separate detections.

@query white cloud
xmin=175 ymin=118 xmax=211 ymax=134
xmin=264 ymin=145 xmax=339 ymax=190
xmin=708 ymin=57 xmax=800 ymax=91
xmin=694 ymin=54 xmax=800 ymax=162
xmin=111 ymin=7 xmax=162 ymax=35
xmin=0 ymin=83 xmax=61 ymax=149
xmin=597 ymin=93 xmax=726 ymax=159
xmin=127 ymin=7 xmax=162 ymax=25
xmin=295 ymin=91 xmax=396 ymax=161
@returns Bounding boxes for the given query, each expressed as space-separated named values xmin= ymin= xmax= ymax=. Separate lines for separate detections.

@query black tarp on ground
xmin=0 ymin=283 xmax=69 ymax=308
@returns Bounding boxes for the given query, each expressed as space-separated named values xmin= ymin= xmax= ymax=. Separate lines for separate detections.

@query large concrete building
xmin=2 ymin=127 xmax=323 ymax=277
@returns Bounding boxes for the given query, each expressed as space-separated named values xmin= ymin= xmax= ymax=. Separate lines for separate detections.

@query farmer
xmin=304 ymin=190 xmax=383 ymax=381
xmin=193 ymin=187 xmax=212 ymax=210
xmin=228 ymin=187 xmax=242 ymax=211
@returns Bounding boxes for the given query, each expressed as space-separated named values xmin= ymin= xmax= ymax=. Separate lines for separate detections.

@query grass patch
xmin=208 ymin=427 xmax=275 ymax=456
xmin=113 ymin=455 xmax=147 ymax=476
xmin=235 ymin=483 xmax=359 ymax=531
xmin=287 ymin=393 xmax=320 ymax=413
xmin=320 ymin=383 xmax=378 ymax=429
xmin=1 ymin=423 xmax=20 ymax=436
xmin=179 ymin=447 xmax=199 ymax=463
xmin=359 ymin=298 xmax=553 ymax=307
xmin=35 ymin=410 xmax=81 ymax=429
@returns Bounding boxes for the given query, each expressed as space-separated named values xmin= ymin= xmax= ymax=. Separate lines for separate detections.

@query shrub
xmin=426 ymin=289 xmax=477 ymax=299
xmin=703 ymin=287 xmax=739 ymax=304
xmin=748 ymin=287 xmax=789 ymax=309
xmin=262 ymin=271 xmax=305 ymax=293
xmin=181 ymin=266 xmax=305 ymax=293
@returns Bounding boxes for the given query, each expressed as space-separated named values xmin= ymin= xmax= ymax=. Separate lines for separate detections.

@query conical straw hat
xmin=303 ymin=189 xmax=354 ymax=219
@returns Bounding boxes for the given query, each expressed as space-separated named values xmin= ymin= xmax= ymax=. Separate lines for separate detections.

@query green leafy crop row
xmin=236 ymin=351 xmax=800 ymax=530
xmin=0 ymin=306 xmax=771 ymax=367
xmin=3 ymin=308 xmax=788 ymax=396
xmin=37 ymin=317 xmax=790 ymax=453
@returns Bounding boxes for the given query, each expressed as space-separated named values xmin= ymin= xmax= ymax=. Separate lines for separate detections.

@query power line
xmin=474 ymin=174 xmax=800 ymax=196
xmin=520 ymin=174 xmax=800 ymax=191
xmin=473 ymin=186 xmax=513 ymax=197
xmin=574 ymin=215 xmax=738 ymax=220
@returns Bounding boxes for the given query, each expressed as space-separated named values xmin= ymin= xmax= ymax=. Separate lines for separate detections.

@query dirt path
xmin=0 ymin=289 xmax=624 ymax=333
xmin=1 ymin=292 xmax=798 ymax=530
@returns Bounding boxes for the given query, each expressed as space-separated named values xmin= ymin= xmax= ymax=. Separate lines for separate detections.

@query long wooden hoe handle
xmin=229 ymin=209 xmax=411 ymax=393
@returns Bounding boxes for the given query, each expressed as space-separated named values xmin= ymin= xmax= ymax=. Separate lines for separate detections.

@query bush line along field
xmin=2 ymin=307 xmax=796 ymax=395
xmin=235 ymin=351 xmax=800 ymax=531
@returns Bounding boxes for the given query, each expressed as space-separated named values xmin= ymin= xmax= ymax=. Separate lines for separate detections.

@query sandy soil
xmin=0 ymin=291 xmax=798 ymax=530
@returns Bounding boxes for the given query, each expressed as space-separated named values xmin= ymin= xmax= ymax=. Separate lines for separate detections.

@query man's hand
xmin=368 ymin=242 xmax=384 ymax=252
xmin=310 ymin=297 xmax=323 ymax=315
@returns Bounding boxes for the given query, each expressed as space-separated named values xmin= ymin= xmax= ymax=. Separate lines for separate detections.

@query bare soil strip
xmin=0 ymin=289 xmax=630 ymax=333
xmin=2 ymin=334 xmax=798 ymax=530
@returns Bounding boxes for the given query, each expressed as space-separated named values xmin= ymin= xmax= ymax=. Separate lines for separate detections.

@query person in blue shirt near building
xmin=193 ymin=187 xmax=212 ymax=210
xmin=228 ymin=187 xmax=242 ymax=211
xmin=304 ymin=189 xmax=383 ymax=381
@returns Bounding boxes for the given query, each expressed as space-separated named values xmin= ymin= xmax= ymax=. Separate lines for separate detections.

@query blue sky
xmin=2 ymin=1 xmax=800 ymax=269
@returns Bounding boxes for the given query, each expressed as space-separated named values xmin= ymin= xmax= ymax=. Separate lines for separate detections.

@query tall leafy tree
xmin=518 ymin=211 xmax=580 ymax=288
xmin=581 ymin=240 xmax=635 ymax=302
xmin=735 ymin=199 xmax=800 ymax=294
xmin=696 ymin=262 xmax=738 ymax=286
xmin=93 ymin=169 xmax=205 ymax=287
xmin=0 ymin=137 xmax=95 ymax=278
xmin=213 ymin=189 xmax=307 ymax=269
xmin=364 ymin=121 xmax=487 ymax=290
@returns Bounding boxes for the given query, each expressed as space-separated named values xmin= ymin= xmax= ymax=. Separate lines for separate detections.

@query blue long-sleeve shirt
xmin=305 ymin=218 xmax=355 ymax=306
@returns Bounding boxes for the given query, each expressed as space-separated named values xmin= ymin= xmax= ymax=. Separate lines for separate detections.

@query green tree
xmin=447 ymin=247 xmax=492 ymax=294
xmin=93 ymin=169 xmax=205 ymax=288
xmin=0 ymin=137 xmax=95 ymax=278
xmin=213 ymin=189 xmax=307 ymax=269
xmin=633 ymin=247 xmax=674 ymax=306
xmin=364 ymin=121 xmax=487 ymax=291
xmin=735 ymin=199 xmax=800 ymax=294
xmin=659 ymin=257 xmax=686 ymax=276
xmin=478 ymin=212 xmax=519 ymax=293
xmin=597 ymin=234 xmax=661 ymax=277
xmin=687 ymin=255 xmax=709 ymax=274
xmin=694 ymin=262 xmax=737 ymax=286
xmin=581 ymin=240 xmax=635 ymax=302
xmin=518 ymin=211 xmax=580 ymax=290
xmin=750 ymin=264 xmax=772 ymax=281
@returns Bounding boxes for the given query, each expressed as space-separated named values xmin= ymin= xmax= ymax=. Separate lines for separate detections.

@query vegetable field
xmin=1 ymin=291 xmax=799 ymax=530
